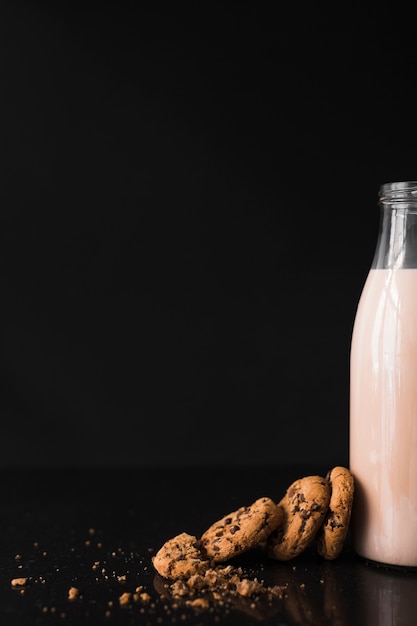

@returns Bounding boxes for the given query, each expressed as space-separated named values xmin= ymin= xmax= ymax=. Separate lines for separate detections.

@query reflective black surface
xmin=1 ymin=466 xmax=416 ymax=625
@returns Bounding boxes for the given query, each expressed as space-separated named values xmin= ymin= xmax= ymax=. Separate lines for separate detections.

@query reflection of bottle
xmin=350 ymin=182 xmax=417 ymax=567
xmin=353 ymin=563 xmax=417 ymax=626
xmin=321 ymin=561 xmax=349 ymax=626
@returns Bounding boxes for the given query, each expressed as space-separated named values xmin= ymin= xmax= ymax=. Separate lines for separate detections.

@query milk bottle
xmin=350 ymin=181 xmax=417 ymax=568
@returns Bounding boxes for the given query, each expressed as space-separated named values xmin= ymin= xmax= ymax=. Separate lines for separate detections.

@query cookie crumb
xmin=68 ymin=586 xmax=80 ymax=600
xmin=119 ymin=592 xmax=131 ymax=606
xmin=11 ymin=577 xmax=28 ymax=587
xmin=188 ymin=597 xmax=210 ymax=610
xmin=138 ymin=592 xmax=151 ymax=603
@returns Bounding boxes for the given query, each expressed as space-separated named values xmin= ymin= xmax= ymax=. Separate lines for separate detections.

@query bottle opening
xmin=379 ymin=181 xmax=417 ymax=203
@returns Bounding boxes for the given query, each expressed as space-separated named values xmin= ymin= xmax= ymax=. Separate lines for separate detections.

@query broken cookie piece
xmin=152 ymin=532 xmax=211 ymax=579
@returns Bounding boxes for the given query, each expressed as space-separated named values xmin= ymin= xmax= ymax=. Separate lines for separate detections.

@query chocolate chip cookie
xmin=316 ymin=466 xmax=355 ymax=560
xmin=200 ymin=496 xmax=284 ymax=563
xmin=152 ymin=532 xmax=211 ymax=579
xmin=267 ymin=475 xmax=331 ymax=561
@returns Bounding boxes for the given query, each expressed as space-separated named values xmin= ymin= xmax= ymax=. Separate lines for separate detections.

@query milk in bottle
xmin=350 ymin=181 xmax=417 ymax=568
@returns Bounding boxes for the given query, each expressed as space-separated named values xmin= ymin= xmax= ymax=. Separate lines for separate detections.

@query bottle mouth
xmin=379 ymin=181 xmax=417 ymax=203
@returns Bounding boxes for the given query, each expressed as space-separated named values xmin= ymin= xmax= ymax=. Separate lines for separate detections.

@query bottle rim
xmin=379 ymin=181 xmax=417 ymax=203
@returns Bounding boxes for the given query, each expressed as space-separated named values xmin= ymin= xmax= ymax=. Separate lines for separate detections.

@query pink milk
xmin=350 ymin=268 xmax=417 ymax=567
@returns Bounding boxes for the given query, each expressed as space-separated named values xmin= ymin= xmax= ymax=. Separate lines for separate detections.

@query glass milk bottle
xmin=350 ymin=181 xmax=417 ymax=568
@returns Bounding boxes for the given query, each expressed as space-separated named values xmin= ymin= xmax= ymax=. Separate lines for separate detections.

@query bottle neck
xmin=372 ymin=182 xmax=417 ymax=269
xmin=379 ymin=181 xmax=417 ymax=205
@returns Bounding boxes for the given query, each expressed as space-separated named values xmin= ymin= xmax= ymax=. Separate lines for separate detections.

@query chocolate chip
xmin=311 ymin=503 xmax=322 ymax=512
xmin=330 ymin=519 xmax=342 ymax=529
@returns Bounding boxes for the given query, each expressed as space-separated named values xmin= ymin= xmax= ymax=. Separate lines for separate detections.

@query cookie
xmin=316 ymin=466 xmax=355 ymax=560
xmin=267 ymin=475 xmax=331 ymax=561
xmin=152 ymin=532 xmax=211 ymax=579
xmin=200 ymin=496 xmax=284 ymax=563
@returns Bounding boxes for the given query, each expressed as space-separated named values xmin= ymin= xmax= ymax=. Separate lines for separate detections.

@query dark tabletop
xmin=1 ymin=465 xmax=416 ymax=625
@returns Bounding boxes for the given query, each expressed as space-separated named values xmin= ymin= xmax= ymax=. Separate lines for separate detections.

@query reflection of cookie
xmin=284 ymin=580 xmax=326 ymax=625
xmin=321 ymin=560 xmax=349 ymax=625
xmin=152 ymin=532 xmax=211 ymax=579
xmin=267 ymin=475 xmax=330 ymax=561
xmin=200 ymin=497 xmax=284 ymax=563
xmin=316 ymin=466 xmax=354 ymax=560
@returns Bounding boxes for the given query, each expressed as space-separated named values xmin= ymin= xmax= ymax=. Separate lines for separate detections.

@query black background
xmin=2 ymin=1 xmax=417 ymax=468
